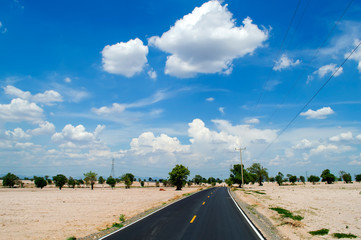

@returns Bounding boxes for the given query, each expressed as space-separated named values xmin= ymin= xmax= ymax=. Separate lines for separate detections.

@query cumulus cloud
xmin=314 ymin=64 xmax=343 ymax=78
xmin=148 ymin=0 xmax=268 ymax=78
xmin=51 ymin=124 xmax=105 ymax=147
xmin=218 ymin=107 xmax=224 ymax=114
xmin=345 ymin=39 xmax=361 ymax=73
xmin=5 ymin=128 xmax=31 ymax=140
xmin=92 ymin=103 xmax=126 ymax=115
xmin=102 ymin=38 xmax=148 ymax=77
xmin=273 ymin=54 xmax=300 ymax=71
xmin=206 ymin=97 xmax=214 ymax=102
xmin=3 ymin=85 xmax=63 ymax=105
xmin=309 ymin=144 xmax=338 ymax=155
xmin=329 ymin=131 xmax=353 ymax=142
xmin=292 ymin=139 xmax=313 ymax=150
xmin=147 ymin=69 xmax=157 ymax=80
xmin=30 ymin=121 xmax=56 ymax=136
xmin=64 ymin=77 xmax=72 ymax=83
xmin=245 ymin=118 xmax=260 ymax=124
xmin=300 ymin=107 xmax=334 ymax=119
xmin=0 ymin=98 xmax=44 ymax=123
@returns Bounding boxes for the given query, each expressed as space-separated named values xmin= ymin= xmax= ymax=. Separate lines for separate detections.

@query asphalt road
xmin=101 ymin=187 xmax=263 ymax=240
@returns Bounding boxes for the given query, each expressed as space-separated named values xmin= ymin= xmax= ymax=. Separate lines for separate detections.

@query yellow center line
xmin=190 ymin=215 xmax=197 ymax=223
xmin=202 ymin=202 xmax=205 ymax=205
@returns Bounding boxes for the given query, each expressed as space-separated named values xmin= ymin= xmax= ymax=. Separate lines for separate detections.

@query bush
xmin=275 ymin=172 xmax=284 ymax=186
xmin=156 ymin=181 xmax=160 ymax=187
xmin=98 ymin=176 xmax=105 ymax=185
xmin=269 ymin=177 xmax=275 ymax=182
xmin=270 ymin=207 xmax=303 ymax=221
xmin=2 ymin=172 xmax=19 ymax=187
xmin=34 ymin=176 xmax=47 ymax=189
xmin=68 ymin=177 xmax=76 ymax=189
xmin=53 ymin=174 xmax=68 ymax=190
xmin=340 ymin=171 xmax=352 ymax=183
xmin=106 ymin=176 xmax=116 ymax=189
xmin=308 ymin=175 xmax=320 ymax=184
xmin=321 ymin=169 xmax=336 ymax=184
xmin=309 ymin=228 xmax=329 ymax=236
xmin=121 ymin=173 xmax=134 ymax=189
xmin=355 ymin=174 xmax=361 ymax=182
xmin=140 ymin=180 xmax=144 ymax=187
xmin=333 ymin=233 xmax=357 ymax=239
xmin=289 ymin=175 xmax=297 ymax=184
xmin=119 ymin=214 xmax=125 ymax=222
xmin=299 ymin=176 xmax=305 ymax=184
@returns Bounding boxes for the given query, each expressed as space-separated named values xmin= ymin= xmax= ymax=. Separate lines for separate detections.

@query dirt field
xmin=0 ymin=183 xmax=199 ymax=240
xmin=234 ymin=182 xmax=361 ymax=239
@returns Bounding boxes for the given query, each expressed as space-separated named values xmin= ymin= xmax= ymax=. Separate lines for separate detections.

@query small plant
xmin=252 ymin=190 xmax=266 ymax=195
xmin=112 ymin=223 xmax=123 ymax=228
xmin=119 ymin=214 xmax=125 ymax=222
xmin=309 ymin=228 xmax=329 ymax=236
xmin=270 ymin=207 xmax=303 ymax=221
xmin=333 ymin=233 xmax=357 ymax=238
xmin=67 ymin=237 xmax=76 ymax=240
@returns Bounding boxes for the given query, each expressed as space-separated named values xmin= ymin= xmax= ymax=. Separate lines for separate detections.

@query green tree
xmin=247 ymin=163 xmax=268 ymax=186
xmin=2 ymin=173 xmax=19 ymax=188
xmin=340 ymin=171 xmax=352 ymax=183
xmin=84 ymin=171 xmax=98 ymax=190
xmin=299 ymin=176 xmax=305 ymax=184
xmin=207 ymin=177 xmax=216 ymax=185
xmin=275 ymin=172 xmax=284 ymax=186
xmin=269 ymin=177 xmax=275 ymax=183
xmin=321 ymin=169 xmax=336 ymax=184
xmin=106 ymin=176 xmax=116 ymax=189
xmin=121 ymin=173 xmax=135 ymax=189
xmin=168 ymin=164 xmax=190 ymax=190
xmin=355 ymin=174 xmax=361 ymax=182
xmin=34 ymin=176 xmax=47 ymax=189
xmin=53 ymin=174 xmax=68 ymax=190
xmin=230 ymin=164 xmax=254 ymax=187
xmin=193 ymin=175 xmax=203 ymax=185
xmin=98 ymin=176 xmax=105 ymax=185
xmin=140 ymin=180 xmax=145 ymax=187
xmin=225 ymin=178 xmax=233 ymax=187
xmin=308 ymin=175 xmax=320 ymax=184
xmin=68 ymin=177 xmax=76 ymax=189
xmin=156 ymin=180 xmax=160 ymax=187
xmin=289 ymin=175 xmax=297 ymax=184
xmin=216 ymin=178 xmax=222 ymax=184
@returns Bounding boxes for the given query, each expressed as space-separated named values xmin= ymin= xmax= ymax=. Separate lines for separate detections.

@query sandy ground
xmin=234 ymin=182 xmax=361 ymax=239
xmin=0 ymin=183 xmax=200 ymax=240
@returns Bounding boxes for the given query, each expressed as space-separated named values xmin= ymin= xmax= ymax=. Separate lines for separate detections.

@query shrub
xmin=121 ymin=173 xmax=134 ymax=189
xmin=355 ymin=174 xmax=361 ymax=182
xmin=321 ymin=169 xmax=336 ymax=184
xmin=112 ymin=223 xmax=123 ymax=228
xmin=299 ymin=176 xmax=305 ymax=184
xmin=2 ymin=172 xmax=19 ymax=187
xmin=34 ymin=176 xmax=47 ymax=189
xmin=119 ymin=214 xmax=125 ymax=222
xmin=333 ymin=233 xmax=357 ymax=238
xmin=308 ymin=175 xmax=320 ymax=184
xmin=309 ymin=228 xmax=329 ymax=236
xmin=140 ymin=180 xmax=144 ymax=187
xmin=68 ymin=177 xmax=76 ymax=189
xmin=340 ymin=171 xmax=352 ymax=183
xmin=98 ymin=176 xmax=105 ymax=185
xmin=53 ymin=174 xmax=68 ymax=190
xmin=289 ymin=175 xmax=297 ymax=184
xmin=156 ymin=181 xmax=160 ymax=187
xmin=275 ymin=172 xmax=284 ymax=186
xmin=106 ymin=176 xmax=116 ymax=189
xmin=269 ymin=177 xmax=275 ymax=182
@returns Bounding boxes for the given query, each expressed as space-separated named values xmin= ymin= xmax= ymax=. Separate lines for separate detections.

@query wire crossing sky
xmin=0 ymin=0 xmax=361 ymax=179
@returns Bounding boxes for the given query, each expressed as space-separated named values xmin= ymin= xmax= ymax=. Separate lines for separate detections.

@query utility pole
xmin=110 ymin=158 xmax=115 ymax=178
xmin=235 ymin=147 xmax=246 ymax=188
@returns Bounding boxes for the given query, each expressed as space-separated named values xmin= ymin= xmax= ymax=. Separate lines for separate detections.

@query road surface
xmin=101 ymin=187 xmax=263 ymax=240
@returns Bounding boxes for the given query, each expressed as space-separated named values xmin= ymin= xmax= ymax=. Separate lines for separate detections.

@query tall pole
xmin=235 ymin=147 xmax=246 ymax=188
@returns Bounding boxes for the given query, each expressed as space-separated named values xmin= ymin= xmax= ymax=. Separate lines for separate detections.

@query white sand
xmin=234 ymin=182 xmax=361 ymax=239
xmin=0 ymin=184 xmax=199 ymax=240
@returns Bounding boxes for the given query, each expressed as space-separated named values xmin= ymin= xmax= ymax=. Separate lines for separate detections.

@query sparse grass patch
xmin=182 ymin=193 xmax=191 ymax=196
xmin=67 ymin=237 xmax=76 ymax=240
xmin=119 ymin=214 xmax=125 ymax=222
xmin=333 ymin=233 xmax=357 ymax=238
xmin=309 ymin=228 xmax=329 ymax=236
xmin=251 ymin=190 xmax=266 ymax=195
xmin=112 ymin=222 xmax=123 ymax=228
xmin=270 ymin=207 xmax=303 ymax=221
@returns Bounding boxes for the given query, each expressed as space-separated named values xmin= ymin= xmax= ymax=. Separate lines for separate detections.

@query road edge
xmin=227 ymin=187 xmax=266 ymax=240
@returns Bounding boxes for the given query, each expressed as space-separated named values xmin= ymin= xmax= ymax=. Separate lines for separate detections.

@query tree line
xmin=226 ymin=163 xmax=361 ymax=187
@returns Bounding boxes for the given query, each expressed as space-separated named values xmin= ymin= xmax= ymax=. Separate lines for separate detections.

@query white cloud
xmin=147 ymin=69 xmax=157 ymax=80
xmin=314 ymin=64 xmax=343 ymax=78
xmin=273 ymin=54 xmax=300 ymax=71
xmin=92 ymin=103 xmax=126 ymax=115
xmin=345 ymin=39 xmax=361 ymax=73
xmin=206 ymin=97 xmax=214 ymax=102
xmin=3 ymin=85 xmax=63 ymax=105
xmin=51 ymin=124 xmax=105 ymax=147
xmin=356 ymin=134 xmax=361 ymax=141
xmin=245 ymin=118 xmax=260 ymax=124
xmin=102 ymin=38 xmax=148 ymax=77
xmin=0 ymin=98 xmax=44 ymax=123
xmin=292 ymin=139 xmax=313 ymax=150
xmin=5 ymin=128 xmax=31 ymax=140
xmin=269 ymin=155 xmax=282 ymax=166
xmin=263 ymin=80 xmax=281 ymax=91
xmin=30 ymin=121 xmax=55 ymax=136
xmin=329 ymin=131 xmax=353 ymax=142
xmin=0 ymin=21 xmax=7 ymax=34
xmin=300 ymin=107 xmax=335 ymax=119
xmin=64 ymin=77 xmax=72 ymax=83
xmin=218 ymin=107 xmax=224 ymax=114
xmin=309 ymin=144 xmax=338 ymax=155
xmin=148 ymin=0 xmax=268 ymax=78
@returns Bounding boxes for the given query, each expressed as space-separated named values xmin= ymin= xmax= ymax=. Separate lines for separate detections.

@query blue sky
xmin=1 ymin=0 xmax=361 ymax=180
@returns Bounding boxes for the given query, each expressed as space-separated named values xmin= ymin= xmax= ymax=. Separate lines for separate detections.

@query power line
xmin=257 ymin=40 xmax=361 ymax=159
